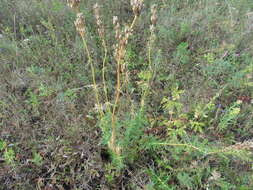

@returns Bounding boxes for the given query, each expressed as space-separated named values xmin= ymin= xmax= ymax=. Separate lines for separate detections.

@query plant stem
xmin=110 ymin=15 xmax=139 ymax=154
xmin=152 ymin=142 xmax=203 ymax=152
xmin=151 ymin=142 xmax=253 ymax=159
xmin=101 ymin=39 xmax=110 ymax=111
xmin=130 ymin=15 xmax=138 ymax=29
xmin=81 ymin=36 xmax=103 ymax=118
xmin=141 ymin=42 xmax=152 ymax=109
xmin=110 ymin=56 xmax=122 ymax=153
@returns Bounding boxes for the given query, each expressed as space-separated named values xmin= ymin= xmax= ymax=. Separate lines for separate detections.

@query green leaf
xmin=31 ymin=152 xmax=43 ymax=166
xmin=177 ymin=172 xmax=193 ymax=188
xmin=0 ymin=140 xmax=7 ymax=151
xmin=4 ymin=148 xmax=15 ymax=164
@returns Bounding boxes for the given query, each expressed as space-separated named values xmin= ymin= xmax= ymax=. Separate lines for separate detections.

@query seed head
xmin=113 ymin=16 xmax=119 ymax=26
xmin=93 ymin=3 xmax=105 ymax=38
xmin=74 ymin=13 xmax=86 ymax=37
xmin=113 ymin=16 xmax=121 ymax=41
xmin=67 ymin=0 xmax=81 ymax=11
xmin=151 ymin=4 xmax=158 ymax=26
xmin=150 ymin=25 xmax=155 ymax=34
xmin=131 ymin=0 xmax=143 ymax=16
xmin=123 ymin=25 xmax=133 ymax=46
xmin=149 ymin=4 xmax=158 ymax=42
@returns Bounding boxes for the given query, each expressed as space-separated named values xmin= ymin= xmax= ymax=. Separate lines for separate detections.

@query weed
xmin=0 ymin=140 xmax=15 ymax=165
xmin=31 ymin=152 xmax=43 ymax=166
xmin=218 ymin=100 xmax=242 ymax=132
xmin=3 ymin=149 xmax=15 ymax=165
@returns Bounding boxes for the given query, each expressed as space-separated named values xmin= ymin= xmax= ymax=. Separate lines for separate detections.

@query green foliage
xmin=26 ymin=65 xmax=45 ymax=75
xmin=148 ymin=135 xmax=253 ymax=189
xmin=161 ymin=84 xmax=184 ymax=116
xmin=138 ymin=70 xmax=152 ymax=82
xmin=119 ymin=111 xmax=149 ymax=163
xmin=25 ymin=88 xmax=40 ymax=111
xmin=31 ymin=152 xmax=43 ymax=166
xmin=173 ymin=42 xmax=190 ymax=65
xmin=100 ymin=110 xmax=151 ymax=169
xmin=177 ymin=172 xmax=193 ymax=189
xmin=204 ymin=53 xmax=215 ymax=65
xmin=218 ymin=100 xmax=242 ymax=132
xmin=63 ymin=88 xmax=78 ymax=102
xmin=147 ymin=169 xmax=174 ymax=190
xmin=125 ymin=46 xmax=140 ymax=70
xmin=38 ymin=83 xmax=54 ymax=98
xmin=201 ymin=54 xmax=248 ymax=88
xmin=4 ymin=148 xmax=15 ymax=165
xmin=0 ymin=140 xmax=7 ymax=151
xmin=99 ymin=112 xmax=113 ymax=145
xmin=160 ymin=85 xmax=189 ymax=138
xmin=0 ymin=140 xmax=16 ymax=165
xmin=188 ymin=88 xmax=224 ymax=133
xmin=189 ymin=120 xmax=205 ymax=133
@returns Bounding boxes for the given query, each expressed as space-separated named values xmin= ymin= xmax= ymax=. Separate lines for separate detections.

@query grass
xmin=0 ymin=0 xmax=253 ymax=189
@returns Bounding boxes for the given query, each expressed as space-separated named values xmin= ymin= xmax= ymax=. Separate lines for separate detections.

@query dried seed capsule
xmin=93 ymin=3 xmax=105 ymax=38
xmin=151 ymin=4 xmax=158 ymax=26
xmin=131 ymin=0 xmax=143 ymax=16
xmin=67 ymin=0 xmax=81 ymax=10
xmin=74 ymin=13 xmax=86 ymax=37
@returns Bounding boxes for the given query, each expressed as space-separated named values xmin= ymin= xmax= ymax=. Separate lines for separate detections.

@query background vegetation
xmin=0 ymin=0 xmax=252 ymax=189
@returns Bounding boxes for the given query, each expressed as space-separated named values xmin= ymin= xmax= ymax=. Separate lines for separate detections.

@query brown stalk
xmin=109 ymin=1 xmax=143 ymax=155
xmin=69 ymin=1 xmax=103 ymax=117
xmin=93 ymin=3 xmax=110 ymax=110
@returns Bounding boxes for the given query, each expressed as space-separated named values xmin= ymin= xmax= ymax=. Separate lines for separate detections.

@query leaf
xmin=0 ymin=140 xmax=7 ymax=151
xmin=4 ymin=148 xmax=15 ymax=164
xmin=31 ymin=152 xmax=43 ymax=166
xmin=177 ymin=172 xmax=193 ymax=188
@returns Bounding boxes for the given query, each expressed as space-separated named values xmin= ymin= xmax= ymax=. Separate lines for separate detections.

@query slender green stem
xmin=151 ymin=142 xmax=252 ymax=159
xmin=141 ymin=35 xmax=154 ymax=109
xmin=130 ymin=15 xmax=138 ymax=29
xmin=152 ymin=142 xmax=204 ymax=152
xmin=81 ymin=36 xmax=103 ymax=118
xmin=121 ymin=15 xmax=138 ymax=90
xmin=101 ymin=39 xmax=110 ymax=111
